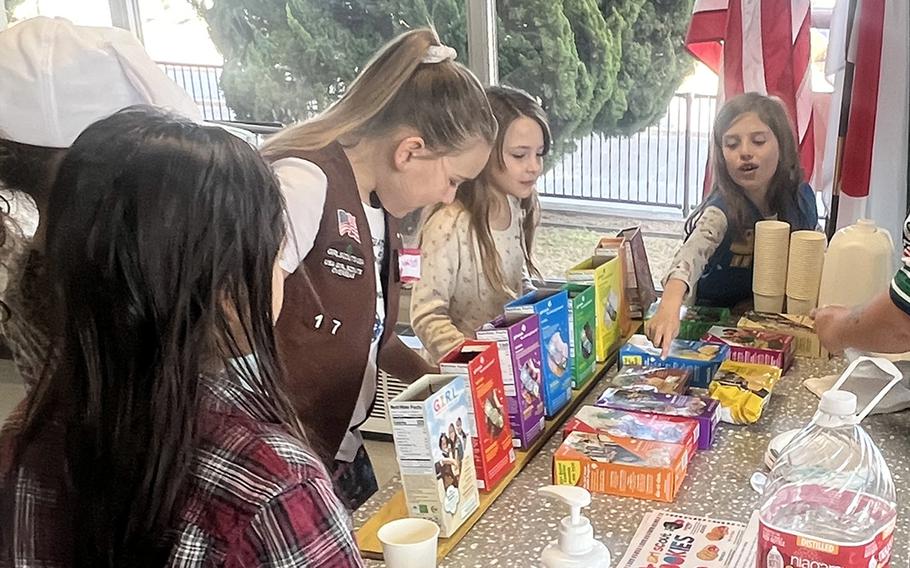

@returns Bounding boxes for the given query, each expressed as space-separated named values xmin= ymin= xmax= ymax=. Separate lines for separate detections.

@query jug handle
xmin=823 ymin=356 xmax=904 ymax=422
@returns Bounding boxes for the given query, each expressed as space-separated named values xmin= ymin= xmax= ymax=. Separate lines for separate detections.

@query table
xmin=354 ymin=357 xmax=910 ymax=566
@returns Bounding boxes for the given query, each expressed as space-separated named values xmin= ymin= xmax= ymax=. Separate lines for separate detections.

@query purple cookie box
xmin=476 ymin=313 xmax=546 ymax=449
xmin=594 ymin=387 xmax=720 ymax=449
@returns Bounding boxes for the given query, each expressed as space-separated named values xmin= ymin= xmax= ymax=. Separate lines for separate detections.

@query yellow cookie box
xmin=566 ymin=255 xmax=623 ymax=362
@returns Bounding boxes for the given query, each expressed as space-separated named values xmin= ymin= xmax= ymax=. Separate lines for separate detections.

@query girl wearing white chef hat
xmin=0 ymin=16 xmax=201 ymax=388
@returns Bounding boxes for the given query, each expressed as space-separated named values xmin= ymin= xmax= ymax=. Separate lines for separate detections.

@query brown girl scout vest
xmin=271 ymin=142 xmax=401 ymax=460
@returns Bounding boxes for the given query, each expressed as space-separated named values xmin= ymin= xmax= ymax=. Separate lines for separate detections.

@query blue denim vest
xmin=695 ymin=183 xmax=818 ymax=308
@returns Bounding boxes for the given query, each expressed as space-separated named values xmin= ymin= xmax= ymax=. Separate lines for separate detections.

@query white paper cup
xmin=754 ymin=293 xmax=785 ymax=313
xmin=378 ymin=518 xmax=440 ymax=568
xmin=786 ymin=296 xmax=816 ymax=315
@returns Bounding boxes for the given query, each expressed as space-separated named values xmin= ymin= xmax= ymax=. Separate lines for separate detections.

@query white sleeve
xmin=273 ymin=158 xmax=328 ymax=274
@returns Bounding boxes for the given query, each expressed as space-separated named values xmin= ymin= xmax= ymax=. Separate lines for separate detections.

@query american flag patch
xmin=336 ymin=209 xmax=361 ymax=244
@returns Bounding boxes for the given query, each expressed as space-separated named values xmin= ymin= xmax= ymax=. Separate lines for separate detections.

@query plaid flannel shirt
xmin=0 ymin=374 xmax=365 ymax=568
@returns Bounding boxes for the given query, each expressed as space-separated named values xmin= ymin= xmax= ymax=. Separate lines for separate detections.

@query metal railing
xmin=158 ymin=61 xmax=718 ymax=214
xmin=158 ymin=61 xmax=234 ymax=122
xmin=539 ymin=93 xmax=718 ymax=214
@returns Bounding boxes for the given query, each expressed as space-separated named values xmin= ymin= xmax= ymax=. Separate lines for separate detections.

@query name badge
xmin=398 ymin=248 xmax=421 ymax=283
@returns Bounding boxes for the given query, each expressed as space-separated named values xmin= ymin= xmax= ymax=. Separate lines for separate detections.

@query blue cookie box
xmin=504 ymin=289 xmax=574 ymax=416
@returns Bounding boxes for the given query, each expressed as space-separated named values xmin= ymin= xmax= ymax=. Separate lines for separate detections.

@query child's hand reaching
xmin=647 ymin=302 xmax=681 ymax=358
xmin=646 ymin=279 xmax=688 ymax=358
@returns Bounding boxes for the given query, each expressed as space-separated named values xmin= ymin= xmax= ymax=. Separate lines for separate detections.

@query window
xmin=12 ymin=0 xmax=112 ymax=26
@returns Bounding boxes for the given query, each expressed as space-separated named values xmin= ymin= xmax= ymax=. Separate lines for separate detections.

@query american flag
xmin=821 ymin=0 xmax=908 ymax=239
xmin=337 ymin=209 xmax=361 ymax=244
xmin=686 ymin=0 xmax=814 ymax=195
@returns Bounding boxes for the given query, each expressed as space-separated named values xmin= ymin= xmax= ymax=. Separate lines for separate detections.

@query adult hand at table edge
xmin=811 ymin=304 xmax=850 ymax=356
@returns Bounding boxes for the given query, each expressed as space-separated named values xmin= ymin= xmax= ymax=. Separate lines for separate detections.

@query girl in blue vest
xmin=649 ymin=93 xmax=819 ymax=356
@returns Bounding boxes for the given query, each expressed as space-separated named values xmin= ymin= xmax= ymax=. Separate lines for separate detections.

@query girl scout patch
xmin=323 ymin=241 xmax=365 ymax=280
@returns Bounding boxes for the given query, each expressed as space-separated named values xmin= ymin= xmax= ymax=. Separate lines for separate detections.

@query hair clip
xmin=421 ymin=44 xmax=457 ymax=64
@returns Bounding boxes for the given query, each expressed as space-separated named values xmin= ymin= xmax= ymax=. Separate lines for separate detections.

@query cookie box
xmin=553 ymin=431 xmax=689 ymax=502
xmin=438 ymin=340 xmax=516 ymax=491
xmin=595 ymin=387 xmax=720 ymax=449
xmin=563 ymin=405 xmax=699 ymax=460
xmin=619 ymin=334 xmax=729 ymax=388
xmin=737 ymin=311 xmax=827 ymax=358
xmin=504 ymin=289 xmax=573 ymax=416
xmin=702 ymin=326 xmax=794 ymax=371
xmin=476 ymin=313 xmax=546 ymax=449
xmin=610 ymin=365 xmax=692 ymax=395
xmin=708 ymin=360 xmax=782 ymax=424
xmin=389 ymin=374 xmax=480 ymax=537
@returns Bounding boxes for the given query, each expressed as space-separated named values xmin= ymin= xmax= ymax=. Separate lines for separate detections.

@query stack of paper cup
xmin=785 ymin=230 xmax=827 ymax=314
xmin=752 ymin=220 xmax=791 ymax=313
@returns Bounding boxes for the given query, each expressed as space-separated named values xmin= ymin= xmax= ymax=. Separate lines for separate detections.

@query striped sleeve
xmin=234 ymin=477 xmax=365 ymax=568
xmin=889 ymin=214 xmax=910 ymax=315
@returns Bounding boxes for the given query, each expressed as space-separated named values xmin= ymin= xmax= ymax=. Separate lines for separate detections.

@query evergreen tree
xmin=4 ymin=0 xmax=25 ymax=22
xmin=191 ymin=0 xmax=694 ymax=148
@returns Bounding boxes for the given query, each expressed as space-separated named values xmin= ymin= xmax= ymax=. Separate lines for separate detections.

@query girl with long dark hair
xmin=0 ymin=107 xmax=363 ymax=567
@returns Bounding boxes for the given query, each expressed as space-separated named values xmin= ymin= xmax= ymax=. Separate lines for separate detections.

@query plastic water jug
xmin=817 ymin=219 xmax=893 ymax=308
xmin=757 ymin=358 xmax=901 ymax=568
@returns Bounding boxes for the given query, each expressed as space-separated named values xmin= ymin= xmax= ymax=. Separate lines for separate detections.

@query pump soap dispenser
xmin=538 ymin=485 xmax=611 ymax=568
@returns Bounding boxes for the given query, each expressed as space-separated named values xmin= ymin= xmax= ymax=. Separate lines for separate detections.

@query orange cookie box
xmin=553 ymin=430 xmax=689 ymax=502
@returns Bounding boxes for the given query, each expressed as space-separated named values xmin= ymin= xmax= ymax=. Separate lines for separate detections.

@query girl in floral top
xmin=0 ymin=107 xmax=363 ymax=568
xmin=411 ymin=86 xmax=551 ymax=362
xmin=648 ymin=93 xmax=819 ymax=356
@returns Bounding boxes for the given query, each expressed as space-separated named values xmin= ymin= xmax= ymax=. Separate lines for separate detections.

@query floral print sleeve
xmin=663 ymin=206 xmax=728 ymax=298
xmin=410 ymin=206 xmax=468 ymax=362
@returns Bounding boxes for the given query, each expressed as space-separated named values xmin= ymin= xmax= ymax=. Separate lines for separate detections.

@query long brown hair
xmin=686 ymin=92 xmax=804 ymax=238
xmin=2 ymin=107 xmax=302 ymax=566
xmin=441 ymin=85 xmax=550 ymax=296
xmin=261 ymin=27 xmax=496 ymax=159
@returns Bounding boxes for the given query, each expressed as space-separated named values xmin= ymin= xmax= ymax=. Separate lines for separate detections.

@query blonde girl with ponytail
xmin=261 ymin=27 xmax=496 ymax=511
xmin=411 ymin=86 xmax=551 ymax=362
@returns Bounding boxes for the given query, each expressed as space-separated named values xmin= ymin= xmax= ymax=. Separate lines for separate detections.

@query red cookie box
xmin=701 ymin=326 xmax=794 ymax=371
xmin=439 ymin=340 xmax=517 ymax=492
xmin=563 ymin=405 xmax=699 ymax=461
xmin=553 ymin=431 xmax=689 ymax=502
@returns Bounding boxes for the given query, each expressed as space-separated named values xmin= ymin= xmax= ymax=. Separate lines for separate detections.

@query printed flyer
xmin=616 ymin=510 xmax=757 ymax=568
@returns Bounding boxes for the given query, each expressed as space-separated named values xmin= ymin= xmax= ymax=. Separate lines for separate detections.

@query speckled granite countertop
xmin=355 ymin=358 xmax=910 ymax=567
